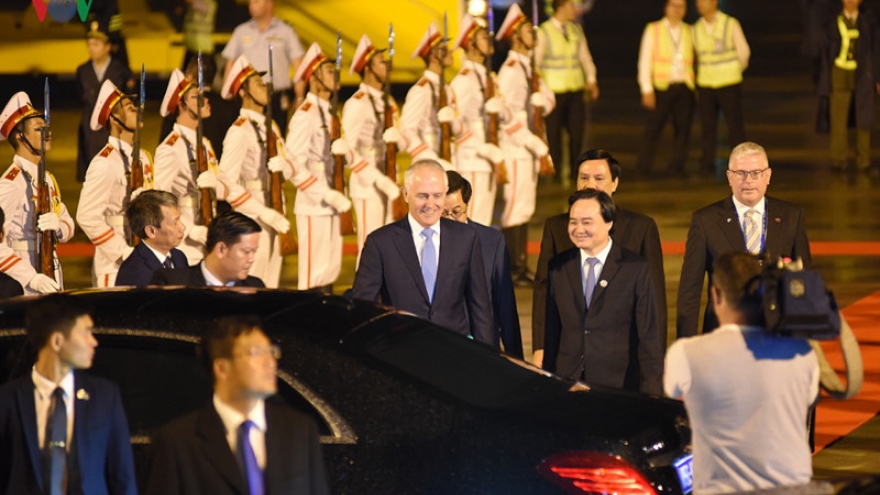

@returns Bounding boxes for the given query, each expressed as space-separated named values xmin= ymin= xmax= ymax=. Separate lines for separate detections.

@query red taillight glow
xmin=537 ymin=451 xmax=657 ymax=495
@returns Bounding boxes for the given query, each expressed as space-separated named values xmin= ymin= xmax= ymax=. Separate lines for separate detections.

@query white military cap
xmin=496 ymin=4 xmax=529 ymax=41
xmin=221 ymin=55 xmax=263 ymax=100
xmin=452 ymin=14 xmax=486 ymax=51
xmin=161 ymin=69 xmax=195 ymax=117
xmin=293 ymin=42 xmax=329 ymax=84
xmin=90 ymin=80 xmax=126 ymax=131
xmin=0 ymin=92 xmax=40 ymax=141
xmin=412 ymin=23 xmax=443 ymax=60
xmin=350 ymin=34 xmax=385 ymax=76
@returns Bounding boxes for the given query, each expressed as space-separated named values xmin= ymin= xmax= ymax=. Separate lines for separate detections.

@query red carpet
xmin=814 ymin=290 xmax=880 ymax=451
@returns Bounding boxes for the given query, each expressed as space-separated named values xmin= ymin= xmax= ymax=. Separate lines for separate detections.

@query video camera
xmin=761 ymin=256 xmax=840 ymax=340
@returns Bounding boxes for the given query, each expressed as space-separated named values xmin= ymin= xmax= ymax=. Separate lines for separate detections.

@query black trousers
xmin=698 ymin=83 xmax=745 ymax=173
xmin=637 ymin=83 xmax=695 ymax=175
xmin=545 ymin=90 xmax=587 ymax=181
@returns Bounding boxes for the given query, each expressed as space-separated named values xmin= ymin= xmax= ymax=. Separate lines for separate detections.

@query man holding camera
xmin=665 ymin=251 xmax=819 ymax=494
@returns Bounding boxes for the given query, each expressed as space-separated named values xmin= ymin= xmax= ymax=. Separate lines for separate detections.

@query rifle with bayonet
xmin=531 ymin=0 xmax=554 ymax=176
xmin=266 ymin=45 xmax=298 ymax=255
xmin=438 ymin=12 xmax=452 ymax=162
xmin=384 ymin=24 xmax=407 ymax=220
xmin=36 ymin=78 xmax=56 ymax=279
xmin=195 ymin=52 xmax=214 ymax=225
xmin=484 ymin=9 xmax=508 ymax=185
xmin=331 ymin=34 xmax=356 ymax=235
xmin=129 ymin=65 xmax=145 ymax=245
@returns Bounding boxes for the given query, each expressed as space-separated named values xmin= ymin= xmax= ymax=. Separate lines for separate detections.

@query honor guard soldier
xmin=155 ymin=68 xmax=260 ymax=268
xmin=0 ymin=92 xmax=74 ymax=294
xmin=339 ymin=34 xmax=403 ymax=258
xmin=215 ymin=57 xmax=293 ymax=287
xmin=450 ymin=14 xmax=511 ymax=226
xmin=286 ymin=43 xmax=353 ymax=291
xmin=400 ymin=23 xmax=460 ymax=170
xmin=496 ymin=4 xmax=555 ymax=285
xmin=77 ymin=80 xmax=153 ymax=287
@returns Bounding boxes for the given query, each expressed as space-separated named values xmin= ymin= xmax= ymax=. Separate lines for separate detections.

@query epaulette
xmin=164 ymin=133 xmax=179 ymax=147
xmin=417 ymin=78 xmax=429 ymax=87
xmin=506 ymin=59 xmax=517 ymax=67
xmin=99 ymin=144 xmax=115 ymax=157
xmin=3 ymin=168 xmax=20 ymax=181
xmin=233 ymin=116 xmax=247 ymax=127
xmin=300 ymin=102 xmax=312 ymax=112
xmin=460 ymin=68 xmax=470 ymax=76
xmin=353 ymin=91 xmax=365 ymax=100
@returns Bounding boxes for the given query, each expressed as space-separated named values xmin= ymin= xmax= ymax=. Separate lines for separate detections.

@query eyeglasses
xmin=727 ymin=168 xmax=769 ymax=180
xmin=443 ymin=208 xmax=467 ymax=221
xmin=232 ymin=345 xmax=282 ymax=360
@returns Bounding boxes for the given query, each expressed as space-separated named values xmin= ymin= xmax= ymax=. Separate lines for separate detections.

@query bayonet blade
xmin=388 ymin=23 xmax=394 ymax=59
xmin=268 ymin=44 xmax=274 ymax=82
xmin=532 ymin=0 xmax=539 ymax=28
xmin=487 ymin=6 xmax=494 ymax=35
xmin=336 ymin=33 xmax=342 ymax=71
xmin=140 ymin=64 xmax=146 ymax=106
xmin=197 ymin=51 xmax=204 ymax=92
xmin=43 ymin=78 xmax=50 ymax=128
xmin=443 ymin=11 xmax=448 ymax=42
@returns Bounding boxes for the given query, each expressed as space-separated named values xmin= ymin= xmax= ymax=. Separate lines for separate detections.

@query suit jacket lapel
xmin=588 ymin=243 xmax=621 ymax=310
xmin=263 ymin=405 xmax=285 ymax=493
xmin=764 ymin=197 xmax=783 ymax=255
xmin=15 ymin=378 xmax=43 ymax=491
xmin=435 ymin=222 xmax=454 ymax=303
xmin=196 ymin=405 xmax=247 ymax=494
xmin=392 ymin=219 xmax=430 ymax=303
xmin=139 ymin=242 xmax=163 ymax=272
xmin=719 ymin=198 xmax=747 ymax=250
xmin=563 ymin=250 xmax=586 ymax=316
xmin=190 ymin=265 xmax=207 ymax=286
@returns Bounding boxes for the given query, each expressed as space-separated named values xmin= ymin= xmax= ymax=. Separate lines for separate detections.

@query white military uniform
xmin=286 ymin=92 xmax=343 ymax=290
xmin=400 ymin=70 xmax=458 ymax=164
xmin=496 ymin=50 xmax=555 ymax=228
xmin=0 ymin=156 xmax=74 ymax=293
xmin=341 ymin=82 xmax=399 ymax=255
xmin=77 ymin=137 xmax=153 ymax=287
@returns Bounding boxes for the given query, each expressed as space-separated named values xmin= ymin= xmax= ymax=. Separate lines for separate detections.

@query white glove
xmin=437 ymin=158 xmax=454 ymax=171
xmin=122 ymin=245 xmax=135 ymax=261
xmin=437 ymin=106 xmax=455 ymax=123
xmin=196 ymin=170 xmax=218 ymax=190
xmin=530 ymin=92 xmax=550 ymax=110
xmin=374 ymin=174 xmax=401 ymax=200
xmin=188 ymin=225 xmax=209 ymax=245
xmin=484 ymin=96 xmax=503 ymax=115
xmin=330 ymin=139 xmax=352 ymax=162
xmin=322 ymin=189 xmax=352 ymax=213
xmin=258 ymin=207 xmax=291 ymax=234
xmin=130 ymin=187 xmax=146 ymax=201
xmin=37 ymin=212 xmax=60 ymax=233
xmin=267 ymin=155 xmax=286 ymax=174
xmin=27 ymin=273 xmax=59 ymax=293
xmin=524 ymin=133 xmax=550 ymax=157
xmin=477 ymin=142 xmax=504 ymax=164
xmin=382 ymin=127 xmax=402 ymax=145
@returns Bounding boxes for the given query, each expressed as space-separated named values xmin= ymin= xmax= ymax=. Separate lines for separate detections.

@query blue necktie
xmin=421 ymin=228 xmax=437 ymax=303
xmin=237 ymin=420 xmax=264 ymax=495
xmin=44 ymin=387 xmax=66 ymax=495
xmin=584 ymin=257 xmax=600 ymax=309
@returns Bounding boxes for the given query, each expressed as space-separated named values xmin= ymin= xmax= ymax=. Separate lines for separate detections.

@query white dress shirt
xmin=408 ymin=214 xmax=440 ymax=267
xmin=200 ymin=261 xmax=233 ymax=286
xmin=32 ymin=368 xmax=75 ymax=451
xmin=731 ymin=195 xmax=766 ymax=238
xmin=579 ymin=238 xmax=613 ymax=292
xmin=143 ymin=241 xmax=172 ymax=267
xmin=213 ymin=395 xmax=267 ymax=469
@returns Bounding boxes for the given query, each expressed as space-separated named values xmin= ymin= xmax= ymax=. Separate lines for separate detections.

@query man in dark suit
xmin=0 ymin=294 xmax=137 ymax=495
xmin=544 ymin=189 xmax=664 ymax=395
xmin=352 ymin=160 xmax=493 ymax=344
xmin=532 ymin=149 xmax=666 ymax=367
xmin=0 ymin=207 xmax=24 ymax=299
xmin=151 ymin=212 xmax=265 ymax=287
xmin=116 ymin=190 xmax=188 ymax=286
xmin=145 ymin=315 xmax=328 ymax=495
xmin=444 ymin=171 xmax=523 ymax=358
xmin=677 ymin=141 xmax=811 ymax=338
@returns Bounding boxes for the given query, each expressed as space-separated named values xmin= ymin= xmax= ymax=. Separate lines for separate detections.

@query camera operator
xmin=664 ymin=251 xmax=819 ymax=494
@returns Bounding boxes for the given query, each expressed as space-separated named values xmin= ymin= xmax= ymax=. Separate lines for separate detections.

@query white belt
xmin=469 ymin=121 xmax=485 ymax=134
xmin=514 ymin=110 xmax=528 ymax=122
xmin=179 ymin=195 xmax=197 ymax=207
xmin=245 ymin=179 xmax=266 ymax=191
xmin=108 ymin=215 xmax=125 ymax=227
xmin=11 ymin=240 xmax=34 ymax=251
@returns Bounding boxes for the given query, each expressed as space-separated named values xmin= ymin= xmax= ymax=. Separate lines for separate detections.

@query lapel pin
xmin=76 ymin=388 xmax=89 ymax=401
xmin=726 ymin=218 xmax=732 ymax=223
xmin=599 ymin=280 xmax=608 ymax=288
xmin=775 ymin=217 xmax=781 ymax=223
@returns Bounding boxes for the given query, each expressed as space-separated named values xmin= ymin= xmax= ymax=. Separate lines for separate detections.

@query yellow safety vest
xmin=693 ymin=13 xmax=742 ymax=88
xmin=539 ymin=20 xmax=586 ymax=93
xmin=835 ymin=15 xmax=859 ymax=70
xmin=649 ymin=20 xmax=695 ymax=90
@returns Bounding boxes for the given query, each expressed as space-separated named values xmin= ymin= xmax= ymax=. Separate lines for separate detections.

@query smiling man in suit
xmin=677 ymin=141 xmax=811 ymax=338
xmin=543 ymin=189 xmax=664 ymax=395
xmin=352 ymin=159 xmax=493 ymax=344
xmin=145 ymin=315 xmax=328 ymax=495
xmin=0 ymin=294 xmax=137 ymax=495
xmin=115 ymin=190 xmax=188 ymax=286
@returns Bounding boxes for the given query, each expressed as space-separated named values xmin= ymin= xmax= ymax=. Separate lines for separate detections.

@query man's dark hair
xmin=446 ymin=170 xmax=473 ymax=204
xmin=200 ymin=315 xmax=263 ymax=380
xmin=127 ymin=190 xmax=178 ymax=238
xmin=26 ymin=294 xmax=93 ymax=351
xmin=712 ymin=251 xmax=764 ymax=320
xmin=568 ymin=188 xmax=616 ymax=223
xmin=575 ymin=149 xmax=622 ymax=181
xmin=552 ymin=0 xmax=571 ymax=11
xmin=206 ymin=212 xmax=262 ymax=252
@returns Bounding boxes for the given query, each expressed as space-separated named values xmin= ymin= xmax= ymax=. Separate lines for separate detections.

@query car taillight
xmin=537 ymin=451 xmax=657 ymax=495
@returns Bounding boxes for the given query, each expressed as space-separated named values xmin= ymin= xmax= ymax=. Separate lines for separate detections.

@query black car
xmin=0 ymin=288 xmax=693 ymax=495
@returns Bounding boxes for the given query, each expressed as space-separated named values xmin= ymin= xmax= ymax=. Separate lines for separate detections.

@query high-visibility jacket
xmin=835 ymin=15 xmax=859 ymax=70
xmin=539 ymin=20 xmax=586 ymax=93
xmin=693 ymin=13 xmax=742 ymax=88
xmin=648 ymin=20 xmax=695 ymax=90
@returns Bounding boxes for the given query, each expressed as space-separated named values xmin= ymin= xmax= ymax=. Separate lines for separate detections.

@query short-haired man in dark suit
xmin=677 ymin=141 xmax=811 ymax=338
xmin=532 ymin=149 xmax=665 ymax=367
xmin=0 ymin=294 xmax=137 ymax=495
xmin=145 ymin=315 xmax=329 ymax=495
xmin=150 ymin=212 xmax=265 ymax=287
xmin=444 ymin=171 xmax=523 ymax=358
xmin=116 ymin=190 xmax=188 ymax=286
xmin=352 ymin=159 xmax=493 ymax=344
xmin=0 ymin=206 xmax=24 ymax=298
xmin=543 ymin=189 xmax=664 ymax=395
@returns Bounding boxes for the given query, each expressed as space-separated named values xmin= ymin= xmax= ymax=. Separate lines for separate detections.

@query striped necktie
xmin=744 ymin=209 xmax=761 ymax=254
